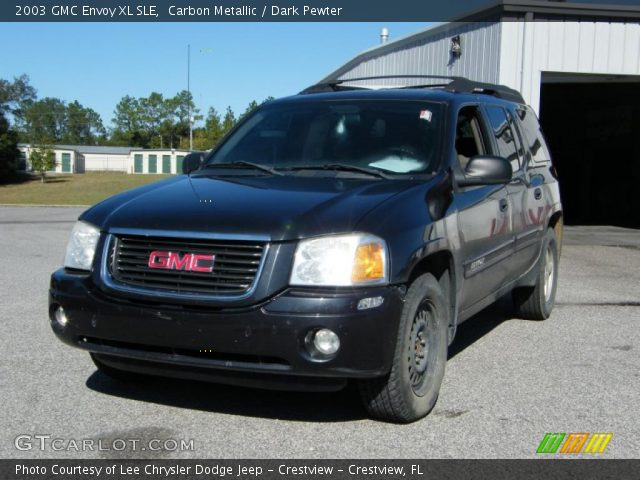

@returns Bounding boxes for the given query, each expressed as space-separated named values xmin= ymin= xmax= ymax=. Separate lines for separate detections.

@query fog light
xmin=54 ymin=306 xmax=68 ymax=327
xmin=313 ymin=329 xmax=340 ymax=355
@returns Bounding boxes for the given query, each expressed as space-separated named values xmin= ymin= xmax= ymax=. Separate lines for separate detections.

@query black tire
xmin=512 ymin=228 xmax=559 ymax=320
xmin=90 ymin=353 xmax=142 ymax=382
xmin=358 ymin=273 xmax=449 ymax=423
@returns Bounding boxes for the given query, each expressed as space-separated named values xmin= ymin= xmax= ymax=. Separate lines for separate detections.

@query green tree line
xmin=0 ymin=74 xmax=271 ymax=179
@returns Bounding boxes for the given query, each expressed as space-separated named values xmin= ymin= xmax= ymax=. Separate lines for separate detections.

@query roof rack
xmin=300 ymin=75 xmax=461 ymax=94
xmin=300 ymin=75 xmax=525 ymax=104
xmin=446 ymin=78 xmax=525 ymax=103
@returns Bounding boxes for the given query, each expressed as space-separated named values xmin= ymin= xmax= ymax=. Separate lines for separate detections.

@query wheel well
xmin=549 ymin=211 xmax=563 ymax=254
xmin=409 ymin=251 xmax=456 ymax=344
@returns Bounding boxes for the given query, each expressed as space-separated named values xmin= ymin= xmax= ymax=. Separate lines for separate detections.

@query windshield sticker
xmin=419 ymin=110 xmax=433 ymax=122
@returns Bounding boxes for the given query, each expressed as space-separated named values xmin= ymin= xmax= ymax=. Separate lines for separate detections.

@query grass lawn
xmin=0 ymin=172 xmax=173 ymax=206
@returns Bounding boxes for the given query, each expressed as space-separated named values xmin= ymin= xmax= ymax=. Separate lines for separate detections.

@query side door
xmin=512 ymin=106 xmax=551 ymax=272
xmin=483 ymin=105 xmax=539 ymax=281
xmin=453 ymin=105 xmax=513 ymax=312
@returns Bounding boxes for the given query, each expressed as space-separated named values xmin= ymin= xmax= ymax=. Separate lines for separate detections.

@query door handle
xmin=534 ymin=188 xmax=542 ymax=200
xmin=499 ymin=198 xmax=509 ymax=212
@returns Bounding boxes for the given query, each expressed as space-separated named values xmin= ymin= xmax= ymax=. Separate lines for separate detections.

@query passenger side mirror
xmin=458 ymin=155 xmax=512 ymax=187
xmin=182 ymin=151 xmax=205 ymax=174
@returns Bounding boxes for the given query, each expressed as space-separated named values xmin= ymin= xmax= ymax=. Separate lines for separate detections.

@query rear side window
xmin=516 ymin=106 xmax=552 ymax=164
xmin=484 ymin=106 xmax=521 ymax=172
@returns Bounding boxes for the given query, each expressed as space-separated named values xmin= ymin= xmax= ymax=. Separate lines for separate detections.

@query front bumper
xmin=49 ymin=269 xmax=404 ymax=391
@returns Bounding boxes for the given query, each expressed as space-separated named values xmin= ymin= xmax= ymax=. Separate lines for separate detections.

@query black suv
xmin=49 ymin=77 xmax=562 ymax=423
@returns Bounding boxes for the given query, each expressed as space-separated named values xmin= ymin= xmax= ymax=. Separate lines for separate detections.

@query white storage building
xmin=18 ymin=144 xmax=191 ymax=175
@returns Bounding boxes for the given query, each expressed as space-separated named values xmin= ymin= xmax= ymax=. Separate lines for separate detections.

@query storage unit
xmin=17 ymin=144 xmax=193 ymax=176
xmin=133 ymin=154 xmax=143 ymax=174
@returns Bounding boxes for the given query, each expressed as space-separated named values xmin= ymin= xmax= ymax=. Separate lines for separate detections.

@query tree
xmin=0 ymin=74 xmax=37 ymax=125
xmin=0 ymin=112 xmax=19 ymax=180
xmin=0 ymin=75 xmax=35 ymax=179
xmin=222 ymin=106 xmax=236 ymax=135
xmin=63 ymin=100 xmax=106 ymax=145
xmin=111 ymin=95 xmax=149 ymax=147
xmin=29 ymin=145 xmax=56 ymax=183
xmin=111 ymin=91 xmax=200 ymax=149
xmin=206 ymin=107 xmax=223 ymax=144
xmin=240 ymin=100 xmax=259 ymax=120
xmin=21 ymin=97 xmax=67 ymax=144
xmin=140 ymin=92 xmax=165 ymax=148
xmin=160 ymin=90 xmax=200 ymax=149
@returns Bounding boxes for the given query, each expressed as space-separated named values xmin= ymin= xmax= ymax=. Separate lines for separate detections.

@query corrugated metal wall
xmin=324 ymin=19 xmax=640 ymax=114
xmin=328 ymin=22 xmax=502 ymax=87
xmin=500 ymin=21 xmax=640 ymax=113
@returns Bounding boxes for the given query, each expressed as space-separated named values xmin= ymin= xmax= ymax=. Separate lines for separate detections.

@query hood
xmin=81 ymin=173 xmax=422 ymax=241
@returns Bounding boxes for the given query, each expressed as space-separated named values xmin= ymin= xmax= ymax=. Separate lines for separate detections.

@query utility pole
xmin=188 ymin=44 xmax=193 ymax=151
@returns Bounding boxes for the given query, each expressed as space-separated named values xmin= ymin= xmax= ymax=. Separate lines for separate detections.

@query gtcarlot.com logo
xmin=537 ymin=433 xmax=612 ymax=454
xmin=14 ymin=434 xmax=195 ymax=452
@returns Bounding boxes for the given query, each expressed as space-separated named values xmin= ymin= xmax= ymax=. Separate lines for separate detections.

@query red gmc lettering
xmin=190 ymin=254 xmax=216 ymax=273
xmin=147 ymin=251 xmax=215 ymax=272
xmin=168 ymin=253 xmax=192 ymax=270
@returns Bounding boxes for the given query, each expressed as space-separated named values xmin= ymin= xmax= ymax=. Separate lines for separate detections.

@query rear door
xmin=512 ymin=106 xmax=556 ymax=266
xmin=483 ymin=105 xmax=539 ymax=281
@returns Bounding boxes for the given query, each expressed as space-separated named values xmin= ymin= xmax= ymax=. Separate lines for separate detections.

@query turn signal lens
xmin=352 ymin=243 xmax=385 ymax=283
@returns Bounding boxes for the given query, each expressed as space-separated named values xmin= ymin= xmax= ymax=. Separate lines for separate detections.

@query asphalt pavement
xmin=0 ymin=206 xmax=638 ymax=459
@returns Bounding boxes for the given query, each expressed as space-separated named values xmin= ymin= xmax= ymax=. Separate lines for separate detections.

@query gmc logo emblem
xmin=147 ymin=250 xmax=215 ymax=273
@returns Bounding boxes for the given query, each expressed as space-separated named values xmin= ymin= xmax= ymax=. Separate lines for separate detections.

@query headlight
xmin=64 ymin=221 xmax=100 ymax=271
xmin=290 ymin=233 xmax=388 ymax=287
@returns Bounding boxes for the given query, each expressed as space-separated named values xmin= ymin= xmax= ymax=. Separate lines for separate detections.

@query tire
xmin=90 ymin=353 xmax=142 ymax=382
xmin=358 ymin=273 xmax=449 ymax=423
xmin=512 ymin=227 xmax=559 ymax=320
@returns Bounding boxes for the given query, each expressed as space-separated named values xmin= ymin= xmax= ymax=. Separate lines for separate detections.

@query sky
xmin=0 ymin=22 xmax=429 ymax=127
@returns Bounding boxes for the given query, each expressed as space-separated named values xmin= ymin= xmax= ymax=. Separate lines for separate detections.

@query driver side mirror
xmin=182 ymin=151 xmax=205 ymax=174
xmin=458 ymin=155 xmax=512 ymax=187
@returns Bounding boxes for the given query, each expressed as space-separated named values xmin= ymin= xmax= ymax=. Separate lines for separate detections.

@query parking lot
xmin=0 ymin=206 xmax=638 ymax=459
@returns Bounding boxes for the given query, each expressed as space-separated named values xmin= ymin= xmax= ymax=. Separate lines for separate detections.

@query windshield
xmin=206 ymin=100 xmax=444 ymax=176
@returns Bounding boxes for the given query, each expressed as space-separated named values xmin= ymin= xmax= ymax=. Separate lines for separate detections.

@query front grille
xmin=109 ymin=234 xmax=266 ymax=296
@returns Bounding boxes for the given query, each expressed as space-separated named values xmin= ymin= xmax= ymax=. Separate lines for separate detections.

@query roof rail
xmin=300 ymin=75 xmax=525 ymax=104
xmin=300 ymin=75 xmax=463 ymax=94
xmin=445 ymin=78 xmax=525 ymax=103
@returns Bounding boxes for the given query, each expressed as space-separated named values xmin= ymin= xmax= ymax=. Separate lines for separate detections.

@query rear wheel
xmin=358 ymin=273 xmax=448 ymax=423
xmin=512 ymin=228 xmax=559 ymax=320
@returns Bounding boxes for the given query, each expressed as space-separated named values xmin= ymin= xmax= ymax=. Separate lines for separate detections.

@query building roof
xmin=461 ymin=0 xmax=640 ymax=22
xmin=18 ymin=144 xmax=191 ymax=155
xmin=58 ymin=145 xmax=140 ymax=155
xmin=320 ymin=0 xmax=640 ymax=83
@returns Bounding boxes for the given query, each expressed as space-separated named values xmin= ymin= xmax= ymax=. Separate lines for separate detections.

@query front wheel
xmin=512 ymin=227 xmax=559 ymax=320
xmin=358 ymin=273 xmax=449 ymax=423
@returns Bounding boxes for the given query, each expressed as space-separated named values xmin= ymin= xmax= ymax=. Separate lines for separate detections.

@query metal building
xmin=321 ymin=1 xmax=640 ymax=226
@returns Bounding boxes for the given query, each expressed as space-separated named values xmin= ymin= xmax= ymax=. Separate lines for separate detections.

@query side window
xmin=455 ymin=106 xmax=486 ymax=171
xmin=516 ymin=106 xmax=552 ymax=164
xmin=507 ymin=109 xmax=526 ymax=172
xmin=485 ymin=106 xmax=521 ymax=173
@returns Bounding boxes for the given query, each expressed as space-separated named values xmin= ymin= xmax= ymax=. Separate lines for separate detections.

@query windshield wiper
xmin=203 ymin=161 xmax=283 ymax=176
xmin=281 ymin=163 xmax=391 ymax=179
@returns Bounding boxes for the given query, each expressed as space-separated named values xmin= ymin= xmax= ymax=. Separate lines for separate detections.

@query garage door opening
xmin=539 ymin=73 xmax=640 ymax=228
